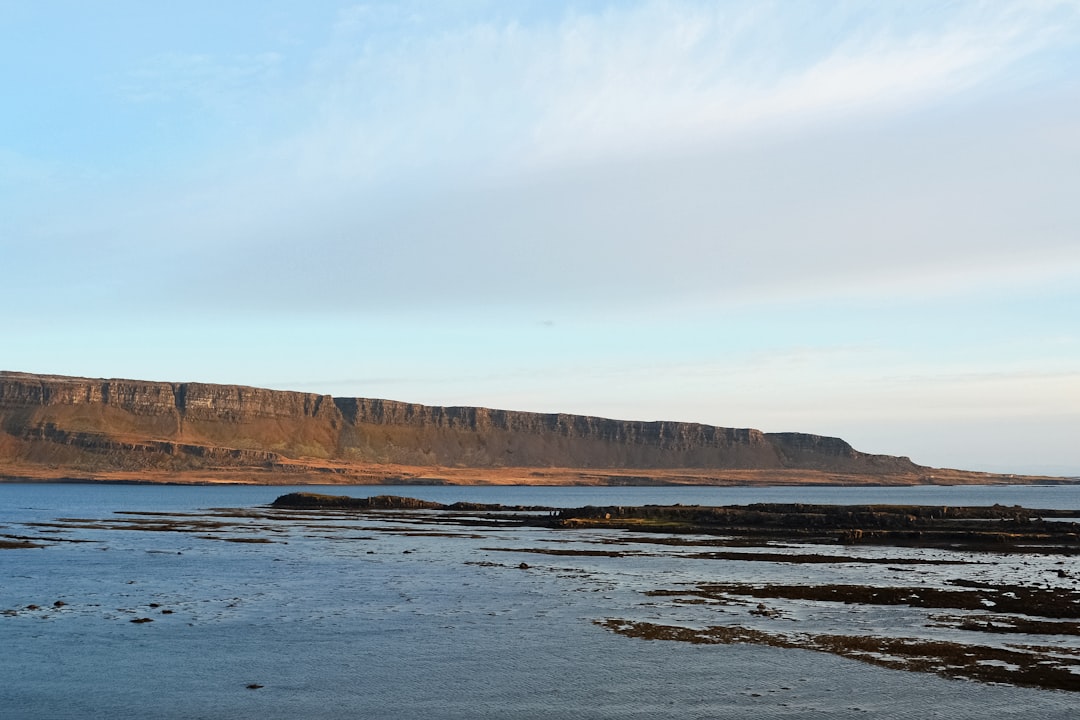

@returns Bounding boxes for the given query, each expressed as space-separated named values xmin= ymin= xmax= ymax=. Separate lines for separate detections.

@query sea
xmin=2 ymin=483 xmax=1078 ymax=719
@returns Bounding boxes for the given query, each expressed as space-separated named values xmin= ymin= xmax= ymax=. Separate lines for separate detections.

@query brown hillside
xmin=0 ymin=370 xmax=1062 ymax=486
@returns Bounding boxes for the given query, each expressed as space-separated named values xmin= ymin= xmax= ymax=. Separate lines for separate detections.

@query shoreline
xmin=6 ymin=488 xmax=1079 ymax=694
xmin=2 ymin=463 xmax=1074 ymax=488
xmin=4 ymin=477 xmax=1077 ymax=488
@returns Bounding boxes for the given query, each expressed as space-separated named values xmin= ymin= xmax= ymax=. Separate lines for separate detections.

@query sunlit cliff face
xmin=0 ymin=371 xmax=921 ymax=478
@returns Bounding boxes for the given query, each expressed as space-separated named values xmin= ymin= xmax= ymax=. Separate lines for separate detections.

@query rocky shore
xmin=265 ymin=493 xmax=1080 ymax=691
xmin=7 ymin=491 xmax=1079 ymax=693
xmin=270 ymin=493 xmax=1080 ymax=551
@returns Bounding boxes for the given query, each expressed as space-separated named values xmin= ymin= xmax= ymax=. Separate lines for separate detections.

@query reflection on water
xmin=1 ymin=483 xmax=1078 ymax=719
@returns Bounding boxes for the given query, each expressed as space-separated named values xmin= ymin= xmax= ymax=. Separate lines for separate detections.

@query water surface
xmin=2 ymin=484 xmax=1078 ymax=718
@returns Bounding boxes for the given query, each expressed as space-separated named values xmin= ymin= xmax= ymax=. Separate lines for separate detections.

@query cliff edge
xmin=0 ymin=370 xmax=1018 ymax=486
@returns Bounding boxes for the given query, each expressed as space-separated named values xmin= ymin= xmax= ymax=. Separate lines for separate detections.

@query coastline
xmin=1 ymin=462 xmax=1073 ymax=487
xmin=4 ymin=483 xmax=1079 ymax=705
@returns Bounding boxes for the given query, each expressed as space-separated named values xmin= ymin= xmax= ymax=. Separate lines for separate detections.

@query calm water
xmin=2 ymin=483 xmax=1078 ymax=719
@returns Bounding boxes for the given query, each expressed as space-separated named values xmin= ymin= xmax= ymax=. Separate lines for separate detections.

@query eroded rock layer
xmin=0 ymin=370 xmax=919 ymax=479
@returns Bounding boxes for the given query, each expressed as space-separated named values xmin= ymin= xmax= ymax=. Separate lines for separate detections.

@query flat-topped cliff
xmin=0 ymin=370 xmax=1041 ymax=486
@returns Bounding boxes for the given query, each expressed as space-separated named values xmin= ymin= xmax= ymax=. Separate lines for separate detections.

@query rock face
xmin=0 ymin=370 xmax=920 ymax=477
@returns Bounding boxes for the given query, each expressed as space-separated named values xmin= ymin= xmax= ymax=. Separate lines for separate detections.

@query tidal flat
xmin=2 ymin=484 xmax=1078 ymax=718
xmin=269 ymin=493 xmax=1080 ymax=691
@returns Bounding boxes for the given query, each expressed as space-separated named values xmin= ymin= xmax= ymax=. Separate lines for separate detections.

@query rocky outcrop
xmin=0 ymin=370 xmax=921 ymax=478
xmin=271 ymin=493 xmax=447 ymax=510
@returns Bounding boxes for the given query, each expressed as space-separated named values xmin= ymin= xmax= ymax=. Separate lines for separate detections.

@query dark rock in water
xmin=267 ymin=494 xmax=1080 ymax=553
xmin=130 ymin=617 xmax=153 ymax=624
xmin=270 ymin=492 xmax=552 ymax=513
xmin=246 ymin=684 xmax=264 ymax=690
xmin=271 ymin=493 xmax=446 ymax=510
xmin=750 ymin=603 xmax=782 ymax=618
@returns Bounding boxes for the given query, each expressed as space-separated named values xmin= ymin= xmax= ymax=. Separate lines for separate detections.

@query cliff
xmin=0 ymin=370 xmax=950 ymax=485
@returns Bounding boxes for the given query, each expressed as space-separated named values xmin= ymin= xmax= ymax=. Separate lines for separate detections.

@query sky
xmin=2 ymin=1 xmax=1079 ymax=475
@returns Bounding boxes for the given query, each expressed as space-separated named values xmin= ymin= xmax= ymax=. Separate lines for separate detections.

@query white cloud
xmin=489 ymin=1 xmax=1077 ymax=170
xmin=248 ymin=1 xmax=1076 ymax=185
xmin=9 ymin=4 xmax=1080 ymax=328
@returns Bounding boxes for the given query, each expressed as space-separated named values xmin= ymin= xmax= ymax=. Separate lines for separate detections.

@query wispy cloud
xmin=520 ymin=5 xmax=1021 ymax=167
xmin=4 ymin=1 xmax=1079 ymax=472
xmin=264 ymin=1 xmax=1080 ymax=181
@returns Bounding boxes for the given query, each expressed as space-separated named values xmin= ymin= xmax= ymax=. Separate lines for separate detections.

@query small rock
xmin=130 ymin=617 xmax=154 ymax=624
xmin=518 ymin=562 xmax=530 ymax=570
xmin=246 ymin=684 xmax=264 ymax=690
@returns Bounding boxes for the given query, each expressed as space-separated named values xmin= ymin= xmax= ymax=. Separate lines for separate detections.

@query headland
xmin=0 ymin=370 xmax=1070 ymax=486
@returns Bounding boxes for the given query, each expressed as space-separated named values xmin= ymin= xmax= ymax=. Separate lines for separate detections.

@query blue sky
xmin=3 ymin=1 xmax=1079 ymax=475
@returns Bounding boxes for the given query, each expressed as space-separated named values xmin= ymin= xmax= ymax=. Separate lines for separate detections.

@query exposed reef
xmin=554 ymin=502 xmax=1080 ymax=551
xmin=268 ymin=494 xmax=1080 ymax=552
xmin=598 ymin=618 xmax=1080 ymax=693
xmin=266 ymin=494 xmax=1080 ymax=691
xmin=272 ymin=493 xmax=448 ymax=510
xmin=270 ymin=492 xmax=555 ymax=514
xmin=10 ymin=494 xmax=1080 ymax=692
